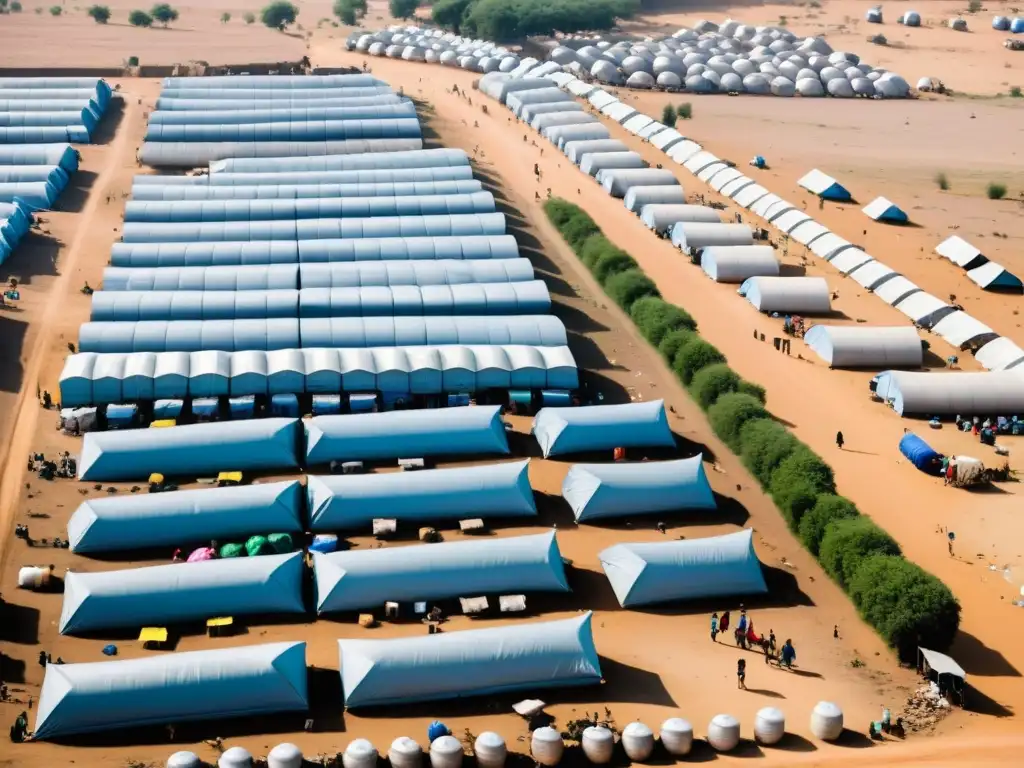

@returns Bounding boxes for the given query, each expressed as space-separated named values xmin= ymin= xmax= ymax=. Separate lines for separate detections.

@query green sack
xmin=267 ymin=532 xmax=293 ymax=554
xmin=219 ymin=542 xmax=245 ymax=558
xmin=245 ymin=535 xmax=272 ymax=557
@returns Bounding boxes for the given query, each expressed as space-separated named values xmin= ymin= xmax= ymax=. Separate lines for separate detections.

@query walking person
xmin=737 ymin=658 xmax=747 ymax=690
xmin=781 ymin=639 xmax=796 ymax=670
xmin=836 ymin=431 xmax=845 ymax=450
xmin=710 ymin=612 xmax=719 ymax=642
xmin=720 ymin=610 xmax=730 ymax=635
xmin=948 ymin=531 xmax=956 ymax=557
xmin=769 ymin=630 xmax=777 ymax=655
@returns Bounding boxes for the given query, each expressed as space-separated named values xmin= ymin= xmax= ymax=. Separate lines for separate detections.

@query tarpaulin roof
xmin=863 ymin=196 xmax=908 ymax=223
xmin=975 ymin=337 xmax=1024 ymax=371
xmin=33 ymin=642 xmax=308 ymax=740
xmin=931 ymin=311 xmax=997 ymax=348
xmin=935 ymin=235 xmax=985 ymax=269
xmin=314 ymin=531 xmax=568 ymax=613
xmin=599 ymin=529 xmax=767 ymax=607
xmin=68 ymin=480 xmax=303 ymax=554
xmin=797 ymin=169 xmax=852 ymax=201
xmin=563 ymin=456 xmax=715 ymax=522
xmin=532 ymin=400 xmax=674 ymax=458
xmin=809 ymin=232 xmax=853 ymax=260
xmin=338 ymin=613 xmax=601 ymax=708
xmin=849 ymin=260 xmax=898 ymax=290
xmin=967 ymin=261 xmax=1023 ymax=292
xmin=898 ymin=432 xmax=942 ymax=473
xmin=919 ymin=647 xmax=966 ymax=679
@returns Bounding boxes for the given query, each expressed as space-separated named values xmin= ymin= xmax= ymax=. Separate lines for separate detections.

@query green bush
xmin=87 ymin=4 xmax=110 ymax=22
xmin=150 ymin=2 xmax=178 ymax=25
xmin=819 ymin=516 xmax=901 ymax=587
xmin=561 ymin=214 xmax=601 ymax=253
xmin=661 ymin=104 xmax=676 ymax=125
xmin=243 ymin=11 xmax=255 ymax=22
xmin=605 ymin=268 xmax=659 ymax=311
xmin=738 ymin=417 xmax=797 ymax=486
xmin=798 ymin=494 xmax=859 ymax=556
xmin=220 ymin=11 xmax=231 ymax=22
xmin=261 ymin=0 xmax=298 ymax=29
xmin=592 ymin=249 xmax=637 ymax=283
xmin=849 ymin=555 xmax=961 ymax=660
xmin=128 ymin=8 xmax=152 ymax=25
xmin=987 ymin=182 xmax=1007 ymax=200
xmin=657 ymin=328 xmax=696 ymax=362
xmin=737 ymin=379 xmax=766 ymax=404
xmin=49 ymin=4 xmax=62 ymax=14
xmin=674 ymin=339 xmax=725 ymax=386
xmin=677 ymin=102 xmax=692 ymax=119
xmin=431 ymin=0 xmax=471 ymax=32
xmin=630 ymin=296 xmax=696 ymax=345
xmin=542 ymin=198 xmax=579 ymax=228
xmin=769 ymin=445 xmax=836 ymax=528
xmin=708 ymin=393 xmax=769 ymax=452
xmin=774 ymin=445 xmax=835 ymax=495
xmin=689 ymin=363 xmax=739 ymax=410
xmin=458 ymin=0 xmax=638 ymax=42
xmin=390 ymin=0 xmax=420 ymax=19
xmin=579 ymin=234 xmax=609 ymax=269
xmin=10 ymin=0 xmax=22 ymax=9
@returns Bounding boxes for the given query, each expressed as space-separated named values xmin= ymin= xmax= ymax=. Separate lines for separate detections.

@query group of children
xmin=710 ymin=609 xmax=798 ymax=689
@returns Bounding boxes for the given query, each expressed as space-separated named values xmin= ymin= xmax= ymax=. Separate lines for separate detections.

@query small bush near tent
xmin=708 ymin=393 xmax=769 ymax=452
xmin=798 ymin=494 xmax=859 ymax=555
xmin=819 ymin=516 xmax=901 ymax=587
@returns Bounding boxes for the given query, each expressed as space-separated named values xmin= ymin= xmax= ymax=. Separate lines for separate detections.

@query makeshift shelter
xmin=102 ymin=264 xmax=300 ymax=291
xmin=307 ymin=459 xmax=535 ymax=530
xmin=59 ymin=552 xmax=305 ymax=634
xmin=935 ymin=235 xmax=986 ymax=270
xmin=148 ymin=104 xmax=415 ymax=126
xmin=563 ymin=456 xmax=716 ymax=522
xmin=599 ymin=529 xmax=767 ymax=608
xmin=546 ymin=124 xmax=612 ymax=148
xmin=579 ymin=151 xmax=645 ymax=177
xmin=874 ymin=370 xmax=1024 ymax=416
xmin=701 ymin=245 xmax=780 ymax=282
xmin=931 ymin=311 xmax=997 ymax=349
xmin=898 ymin=433 xmax=943 ymax=475
xmin=862 ymin=196 xmax=908 ymax=223
xmin=338 ymin=613 xmax=601 ymax=708
xmin=623 ymin=185 xmax=686 ymax=213
xmin=130 ymin=179 xmax=484 ymax=202
xmin=314 ymin=531 xmax=568 ymax=612
xmin=68 ymin=480 xmax=303 ymax=554
xmin=640 ymin=204 xmax=720 ymax=232
xmin=298 ymin=315 xmax=566 ymax=348
xmin=297 ymin=283 xmax=551 ymax=317
xmin=967 ymin=262 xmax=1023 ymax=292
xmin=804 ymin=325 xmax=923 ymax=368
xmin=564 ymin=139 xmax=628 ymax=164
xmin=532 ymin=400 xmax=674 ymax=458
xmin=975 ymin=337 xmax=1024 ymax=371
xmin=741 ymin=276 xmax=832 ymax=313
xmin=137 ymin=166 xmax=471 ymax=188
xmin=78 ymin=418 xmax=301 ymax=481
xmin=304 ymin=405 xmax=510 ymax=464
xmin=598 ymin=169 xmax=678 ymax=198
xmin=670 ymin=223 xmax=754 ymax=251
xmin=32 ymin=642 xmax=308 ymax=740
xmin=90 ymin=289 xmax=301 ymax=322
xmin=797 ymin=169 xmax=852 ymax=202
xmin=79 ymin=319 xmax=301 ymax=353
xmin=918 ymin=648 xmax=967 ymax=707
xmin=207 ymin=148 xmax=467 ymax=174
xmin=296 ymin=259 xmax=534 ymax=287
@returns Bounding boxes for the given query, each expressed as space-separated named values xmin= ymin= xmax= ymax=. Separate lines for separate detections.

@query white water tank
xmin=389 ymin=737 xmax=423 ymax=768
xmin=581 ymin=726 xmax=615 ymax=764
xmin=167 ymin=752 xmax=201 ymax=768
xmin=343 ymin=739 xmax=379 ymax=768
xmin=17 ymin=566 xmax=51 ymax=589
xmin=810 ymin=701 xmax=844 ymax=741
xmin=474 ymin=732 xmax=507 ymax=768
xmin=430 ymin=735 xmax=464 ymax=768
xmin=754 ymin=708 xmax=786 ymax=745
xmin=659 ymin=718 xmax=693 ymax=756
xmin=621 ymin=722 xmax=654 ymax=761
xmin=531 ymin=727 xmax=564 ymax=766
xmin=218 ymin=747 xmax=252 ymax=768
xmin=267 ymin=744 xmax=302 ymax=768
xmin=707 ymin=714 xmax=740 ymax=752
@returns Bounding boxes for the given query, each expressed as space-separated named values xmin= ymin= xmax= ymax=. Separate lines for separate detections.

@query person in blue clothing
xmin=710 ymin=612 xmax=719 ymax=642
xmin=780 ymin=639 xmax=796 ymax=669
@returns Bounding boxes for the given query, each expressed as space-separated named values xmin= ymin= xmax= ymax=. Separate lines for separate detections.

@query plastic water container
xmin=430 ymin=735 xmax=464 ymax=768
xmin=620 ymin=722 xmax=654 ymax=761
xmin=343 ymin=739 xmax=379 ymax=768
xmin=389 ymin=737 xmax=423 ymax=768
xmin=17 ymin=566 xmax=51 ymax=590
xmin=754 ymin=707 xmax=786 ymax=745
xmin=428 ymin=721 xmax=450 ymax=742
xmin=474 ymin=732 xmax=507 ymax=768
xmin=707 ymin=714 xmax=740 ymax=752
xmin=218 ymin=747 xmax=252 ymax=768
xmin=810 ymin=701 xmax=844 ymax=741
xmin=659 ymin=718 xmax=693 ymax=756
xmin=268 ymin=743 xmax=303 ymax=768
xmin=167 ymin=752 xmax=201 ymax=768
xmin=531 ymin=726 xmax=563 ymax=766
xmin=581 ymin=726 xmax=614 ymax=764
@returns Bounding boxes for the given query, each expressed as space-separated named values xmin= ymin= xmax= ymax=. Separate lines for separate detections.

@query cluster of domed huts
xmin=164 ymin=701 xmax=846 ymax=767
xmin=348 ymin=20 xmax=912 ymax=99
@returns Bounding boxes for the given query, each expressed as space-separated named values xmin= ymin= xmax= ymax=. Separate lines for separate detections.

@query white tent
xmin=935 ymin=235 xmax=985 ymax=269
xmin=701 ymin=245 xmax=779 ymax=282
xmin=931 ymin=311 xmax=996 ymax=349
xmin=848 ymin=260 xmax=898 ymax=290
xmin=741 ymin=276 xmax=832 ymax=313
xmin=804 ymin=325 xmax=923 ymax=368
xmin=876 ymin=370 xmax=1024 ymax=416
xmin=975 ymin=337 xmax=1024 ymax=371
xmin=533 ymin=400 xmax=674 ymax=458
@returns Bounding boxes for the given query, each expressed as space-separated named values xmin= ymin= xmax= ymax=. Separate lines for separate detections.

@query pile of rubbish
xmin=898 ymin=683 xmax=952 ymax=733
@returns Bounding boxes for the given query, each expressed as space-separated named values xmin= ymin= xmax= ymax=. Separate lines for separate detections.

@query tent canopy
xmin=935 ymin=235 xmax=985 ymax=269
xmin=967 ymin=261 xmax=1022 ymax=292
xmin=876 ymin=370 xmax=1024 ymax=416
xmin=863 ymin=196 xmax=908 ymax=223
xmin=532 ymin=400 xmax=674 ymax=458
xmin=701 ymin=245 xmax=779 ymax=283
xmin=919 ymin=647 xmax=966 ymax=679
xmin=804 ymin=325 xmax=923 ymax=368
xmin=741 ymin=276 xmax=832 ymax=313
xmin=797 ymin=169 xmax=852 ymax=201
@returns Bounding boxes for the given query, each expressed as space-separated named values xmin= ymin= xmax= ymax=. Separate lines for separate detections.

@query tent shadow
xmin=0 ymin=600 xmax=39 ymax=644
xmin=0 ymin=312 xmax=28 ymax=395
xmin=4 ymin=229 xmax=60 ymax=284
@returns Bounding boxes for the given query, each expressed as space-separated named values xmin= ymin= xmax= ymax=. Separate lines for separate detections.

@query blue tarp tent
xmin=67 ymin=480 xmax=303 ymax=554
xmin=33 ymin=642 xmax=307 ymax=740
xmin=862 ymin=196 xmax=908 ymax=224
xmin=59 ymin=552 xmax=306 ymax=635
xmin=532 ymin=400 xmax=674 ymax=458
xmin=599 ymin=529 xmax=768 ymax=607
xmin=898 ymin=433 xmax=944 ymax=475
xmin=338 ymin=613 xmax=601 ymax=708
xmin=77 ymin=418 xmax=300 ymax=481
xmin=307 ymin=459 xmax=535 ymax=531
xmin=314 ymin=531 xmax=569 ymax=612
xmin=304 ymin=406 xmax=510 ymax=465
xmin=563 ymin=456 xmax=716 ymax=522
xmin=797 ymin=169 xmax=852 ymax=202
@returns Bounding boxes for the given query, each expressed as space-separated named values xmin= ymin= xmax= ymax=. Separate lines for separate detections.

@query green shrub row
xmin=543 ymin=199 xmax=960 ymax=660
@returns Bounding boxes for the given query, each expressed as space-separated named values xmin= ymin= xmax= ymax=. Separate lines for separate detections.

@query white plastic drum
xmin=167 ymin=752 xmax=201 ymax=768
xmin=430 ymin=735 xmax=464 ymax=768
xmin=531 ymin=726 xmax=563 ymax=766
xmin=810 ymin=701 xmax=844 ymax=741
xmin=344 ymin=739 xmax=379 ymax=768
xmin=389 ymin=737 xmax=423 ymax=768
xmin=621 ymin=722 xmax=654 ymax=761
xmin=707 ymin=714 xmax=740 ymax=752
xmin=268 ymin=743 xmax=302 ymax=768
xmin=754 ymin=707 xmax=786 ymax=745
xmin=581 ymin=726 xmax=614 ymax=765
xmin=218 ymin=747 xmax=253 ymax=768
xmin=659 ymin=718 xmax=693 ymax=756
xmin=17 ymin=566 xmax=51 ymax=590
xmin=474 ymin=732 xmax=507 ymax=768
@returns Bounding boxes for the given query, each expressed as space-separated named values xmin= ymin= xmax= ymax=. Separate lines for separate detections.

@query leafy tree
xmin=674 ymin=339 xmax=725 ymax=385
xmin=128 ymin=8 xmax=152 ymax=25
xmin=150 ymin=2 xmax=178 ymax=26
xmin=49 ymin=4 xmax=62 ymax=15
xmin=689 ymin=363 xmax=739 ymax=410
xmin=431 ymin=0 xmax=471 ymax=32
xmin=738 ymin=417 xmax=796 ymax=487
xmin=261 ymin=0 xmax=298 ymax=30
xmin=629 ymin=296 xmax=695 ymax=345
xmin=579 ymin=234 xmax=611 ymax=269
xmin=561 ymin=214 xmax=601 ymax=252
xmin=708 ymin=393 xmax=768 ymax=452
xmin=798 ymin=494 xmax=859 ymax=556
xmin=661 ymin=104 xmax=676 ymax=125
xmin=819 ymin=516 xmax=901 ymax=587
xmin=243 ymin=11 xmax=255 ymax=23
xmin=221 ymin=11 xmax=231 ymax=22
xmin=460 ymin=0 xmax=638 ymax=42
xmin=769 ymin=445 xmax=836 ymax=528
xmin=10 ymin=1 xmax=22 ymax=10
xmin=605 ymin=268 xmax=659 ymax=311
xmin=848 ymin=555 xmax=960 ymax=660
xmin=677 ymin=101 xmax=692 ymax=119
xmin=591 ymin=249 xmax=636 ymax=283
xmin=657 ymin=328 xmax=695 ymax=363
xmin=87 ymin=4 xmax=110 ymax=23
xmin=337 ymin=2 xmax=355 ymax=24
xmin=389 ymin=0 xmax=419 ymax=19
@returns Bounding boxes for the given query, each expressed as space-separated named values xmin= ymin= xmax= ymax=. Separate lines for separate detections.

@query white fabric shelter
xmin=875 ymin=370 xmax=1024 ymax=416
xmin=804 ymin=325 xmax=923 ymax=368
xmin=701 ymin=245 xmax=779 ymax=282
xmin=935 ymin=235 xmax=985 ymax=269
xmin=741 ymin=276 xmax=832 ymax=313
xmin=975 ymin=337 xmax=1024 ymax=371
